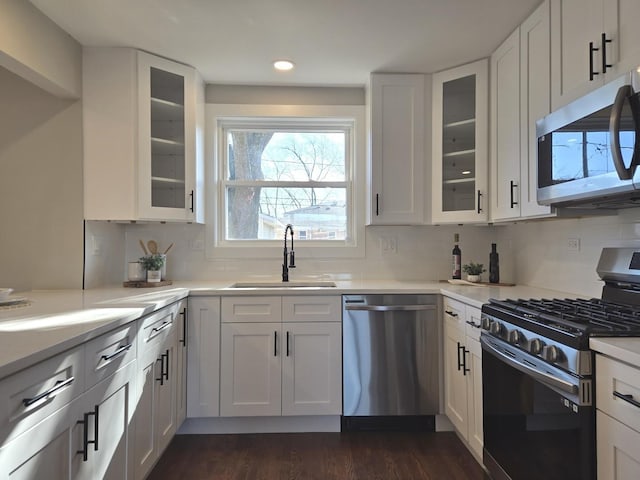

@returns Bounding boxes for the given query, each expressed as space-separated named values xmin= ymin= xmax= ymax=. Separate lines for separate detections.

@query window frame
xmin=205 ymin=104 xmax=366 ymax=259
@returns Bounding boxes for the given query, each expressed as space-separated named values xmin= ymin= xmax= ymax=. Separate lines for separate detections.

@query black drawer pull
xmin=76 ymin=405 xmax=99 ymax=462
xmin=23 ymin=376 xmax=75 ymax=407
xmin=589 ymin=41 xmax=599 ymax=81
xmin=445 ymin=310 xmax=458 ymax=318
xmin=613 ymin=391 xmax=640 ymax=409
xmin=101 ymin=343 xmax=132 ymax=362
xmin=179 ymin=307 xmax=187 ymax=346
xmin=150 ymin=321 xmax=172 ymax=336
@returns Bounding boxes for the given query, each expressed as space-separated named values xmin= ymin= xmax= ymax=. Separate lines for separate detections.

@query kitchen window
xmin=206 ymin=104 xmax=365 ymax=259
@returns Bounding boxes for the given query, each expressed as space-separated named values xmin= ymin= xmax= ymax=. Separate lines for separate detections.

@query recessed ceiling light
xmin=273 ymin=60 xmax=295 ymax=71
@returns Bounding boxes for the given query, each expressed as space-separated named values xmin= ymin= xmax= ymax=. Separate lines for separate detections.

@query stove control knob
xmin=489 ymin=321 xmax=504 ymax=336
xmin=542 ymin=345 xmax=560 ymax=363
xmin=508 ymin=329 xmax=522 ymax=345
xmin=529 ymin=338 xmax=544 ymax=355
xmin=481 ymin=316 xmax=491 ymax=330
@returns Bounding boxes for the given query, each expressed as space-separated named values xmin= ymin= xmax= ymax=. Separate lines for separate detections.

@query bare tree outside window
xmin=224 ymin=125 xmax=349 ymax=241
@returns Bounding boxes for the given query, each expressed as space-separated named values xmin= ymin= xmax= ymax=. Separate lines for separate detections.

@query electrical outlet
xmin=380 ymin=236 xmax=398 ymax=255
xmin=567 ymin=237 xmax=580 ymax=252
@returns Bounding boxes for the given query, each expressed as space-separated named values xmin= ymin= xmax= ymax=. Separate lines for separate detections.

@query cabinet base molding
xmin=178 ymin=416 xmax=341 ymax=434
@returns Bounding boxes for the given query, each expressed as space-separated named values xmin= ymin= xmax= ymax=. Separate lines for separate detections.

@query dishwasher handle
xmin=344 ymin=304 xmax=437 ymax=312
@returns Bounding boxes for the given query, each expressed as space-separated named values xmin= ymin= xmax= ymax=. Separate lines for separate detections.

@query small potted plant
xmin=139 ymin=254 xmax=166 ymax=282
xmin=463 ymin=262 xmax=486 ymax=283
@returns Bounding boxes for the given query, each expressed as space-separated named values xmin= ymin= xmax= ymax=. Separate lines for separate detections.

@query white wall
xmin=0 ymin=0 xmax=81 ymax=98
xmin=0 ymin=67 xmax=84 ymax=291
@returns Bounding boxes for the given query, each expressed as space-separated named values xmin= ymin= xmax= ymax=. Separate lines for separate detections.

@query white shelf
xmin=152 ymin=176 xmax=186 ymax=186
xmin=151 ymin=97 xmax=184 ymax=118
xmin=444 ymin=118 xmax=476 ymax=129
xmin=443 ymin=149 xmax=476 ymax=158
xmin=444 ymin=177 xmax=475 ymax=185
xmin=151 ymin=137 xmax=184 ymax=155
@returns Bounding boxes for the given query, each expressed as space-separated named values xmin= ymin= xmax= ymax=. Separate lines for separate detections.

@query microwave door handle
xmin=610 ymin=84 xmax=635 ymax=180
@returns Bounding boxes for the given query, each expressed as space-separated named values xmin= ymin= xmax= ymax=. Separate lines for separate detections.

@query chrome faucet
xmin=282 ymin=224 xmax=296 ymax=282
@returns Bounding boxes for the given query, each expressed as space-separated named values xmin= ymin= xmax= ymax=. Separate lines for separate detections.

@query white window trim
xmin=205 ymin=103 xmax=366 ymax=259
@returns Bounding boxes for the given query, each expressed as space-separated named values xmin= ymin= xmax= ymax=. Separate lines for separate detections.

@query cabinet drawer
xmin=282 ymin=296 xmax=341 ymax=322
xmin=138 ymin=304 xmax=178 ymax=355
xmin=443 ymin=297 xmax=465 ymax=329
xmin=0 ymin=345 xmax=85 ymax=443
xmin=596 ymin=354 xmax=640 ymax=433
xmin=221 ymin=297 xmax=281 ymax=323
xmin=85 ymin=322 xmax=137 ymax=389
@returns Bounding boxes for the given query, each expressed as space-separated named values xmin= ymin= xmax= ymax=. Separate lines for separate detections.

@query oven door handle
xmin=480 ymin=335 xmax=578 ymax=395
xmin=344 ymin=305 xmax=436 ymax=311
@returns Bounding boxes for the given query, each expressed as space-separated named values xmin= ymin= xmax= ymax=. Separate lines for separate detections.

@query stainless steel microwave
xmin=536 ymin=69 xmax=640 ymax=209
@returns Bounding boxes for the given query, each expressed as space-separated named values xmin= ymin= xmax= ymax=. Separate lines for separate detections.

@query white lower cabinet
xmin=175 ymin=300 xmax=188 ymax=427
xmin=133 ymin=304 xmax=180 ymax=480
xmin=219 ymin=296 xmax=342 ymax=418
xmin=443 ymin=296 xmax=483 ymax=460
xmin=0 ymin=330 xmax=136 ymax=480
xmin=596 ymin=353 xmax=640 ymax=480
xmin=186 ymin=297 xmax=221 ymax=417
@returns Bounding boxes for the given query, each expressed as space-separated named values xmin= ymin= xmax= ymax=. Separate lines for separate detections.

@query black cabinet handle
xmin=477 ymin=190 xmax=483 ymax=214
xmin=101 ymin=343 xmax=132 ymax=362
xmin=614 ymin=391 xmax=640 ymax=409
xmin=589 ymin=41 xmax=599 ymax=81
xmin=179 ymin=307 xmax=187 ymax=346
xmin=376 ymin=193 xmax=380 ymax=216
xmin=23 ymin=377 xmax=75 ymax=407
xmin=286 ymin=331 xmax=290 ymax=357
xmin=150 ymin=321 xmax=172 ymax=336
xmin=462 ymin=347 xmax=470 ymax=376
xmin=274 ymin=331 xmax=278 ymax=357
xmin=445 ymin=310 xmax=458 ymax=318
xmin=601 ymin=33 xmax=612 ymax=74
xmin=466 ymin=320 xmax=481 ymax=328
xmin=457 ymin=342 xmax=463 ymax=371
xmin=156 ymin=350 xmax=169 ymax=385
xmin=76 ymin=405 xmax=99 ymax=462
xmin=510 ymin=180 xmax=518 ymax=208
xmin=189 ymin=190 xmax=194 ymax=213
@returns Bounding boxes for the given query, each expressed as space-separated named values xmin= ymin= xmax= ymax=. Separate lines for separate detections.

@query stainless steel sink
xmin=229 ymin=281 xmax=337 ymax=289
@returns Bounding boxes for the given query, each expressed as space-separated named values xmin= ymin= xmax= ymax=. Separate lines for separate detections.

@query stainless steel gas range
xmin=480 ymin=248 xmax=640 ymax=480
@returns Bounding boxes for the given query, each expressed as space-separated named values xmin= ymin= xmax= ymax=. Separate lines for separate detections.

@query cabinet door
xmin=0 ymin=398 xmax=78 ymax=479
xmin=137 ymin=51 xmax=197 ymax=221
xmin=75 ymin=362 xmax=136 ymax=480
xmin=220 ymin=323 xmax=282 ymax=417
xmin=369 ymin=74 xmax=426 ymax=225
xmin=443 ymin=311 xmax=468 ymax=434
xmin=605 ymin=0 xmax=640 ymax=79
xmin=155 ymin=330 xmax=178 ymax=456
xmin=175 ymin=301 xmax=188 ymax=426
xmin=281 ymin=322 xmax=342 ymax=416
xmin=597 ymin=411 xmax=640 ymax=480
xmin=432 ymin=59 xmax=488 ymax=223
xmin=465 ymin=336 xmax=483 ymax=461
xmin=520 ymin=0 xmax=554 ymax=218
xmin=550 ymin=0 xmax=606 ymax=109
xmin=187 ymin=297 xmax=221 ymax=417
xmin=490 ymin=28 xmax=521 ymax=221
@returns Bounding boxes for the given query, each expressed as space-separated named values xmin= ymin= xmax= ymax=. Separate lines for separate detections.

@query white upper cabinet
xmin=432 ymin=59 xmax=489 ymax=224
xmin=83 ymin=48 xmax=204 ymax=222
xmin=490 ymin=28 xmax=522 ymax=221
xmin=368 ymin=74 xmax=427 ymax=225
xmin=491 ymin=0 xmax=554 ymax=221
xmin=551 ymin=0 xmax=640 ymax=110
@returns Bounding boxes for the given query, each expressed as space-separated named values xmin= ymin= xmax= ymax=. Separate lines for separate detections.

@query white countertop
xmin=590 ymin=337 xmax=640 ymax=367
xmin=0 ymin=279 xmax=611 ymax=379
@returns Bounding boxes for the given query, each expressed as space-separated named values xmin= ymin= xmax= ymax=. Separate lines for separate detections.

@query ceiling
xmin=30 ymin=0 xmax=541 ymax=87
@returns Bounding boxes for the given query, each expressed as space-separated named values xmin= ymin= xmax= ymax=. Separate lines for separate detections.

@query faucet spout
xmin=282 ymin=224 xmax=295 ymax=282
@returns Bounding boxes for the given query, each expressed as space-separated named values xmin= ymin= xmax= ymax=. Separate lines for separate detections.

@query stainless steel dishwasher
xmin=342 ymin=294 xmax=439 ymax=430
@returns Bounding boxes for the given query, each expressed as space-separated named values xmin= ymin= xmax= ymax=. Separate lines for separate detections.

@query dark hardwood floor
xmin=147 ymin=431 xmax=486 ymax=480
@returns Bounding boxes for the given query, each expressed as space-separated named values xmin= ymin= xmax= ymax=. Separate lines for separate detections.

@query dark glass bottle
xmin=489 ymin=243 xmax=500 ymax=284
xmin=452 ymin=234 xmax=461 ymax=279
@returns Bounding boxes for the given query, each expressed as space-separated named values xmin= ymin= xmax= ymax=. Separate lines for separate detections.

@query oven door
xmin=481 ymin=334 xmax=595 ymax=480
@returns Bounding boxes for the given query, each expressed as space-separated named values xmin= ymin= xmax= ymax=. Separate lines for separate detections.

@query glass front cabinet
xmin=431 ymin=59 xmax=488 ymax=223
xmin=83 ymin=48 xmax=204 ymax=222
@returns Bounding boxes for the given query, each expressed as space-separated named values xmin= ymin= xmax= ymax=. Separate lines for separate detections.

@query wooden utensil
xmin=147 ymin=240 xmax=158 ymax=254
xmin=139 ymin=239 xmax=149 ymax=255
xmin=163 ymin=243 xmax=174 ymax=255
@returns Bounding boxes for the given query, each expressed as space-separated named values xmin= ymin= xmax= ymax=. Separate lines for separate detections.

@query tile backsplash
xmin=85 ymin=208 xmax=640 ymax=297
